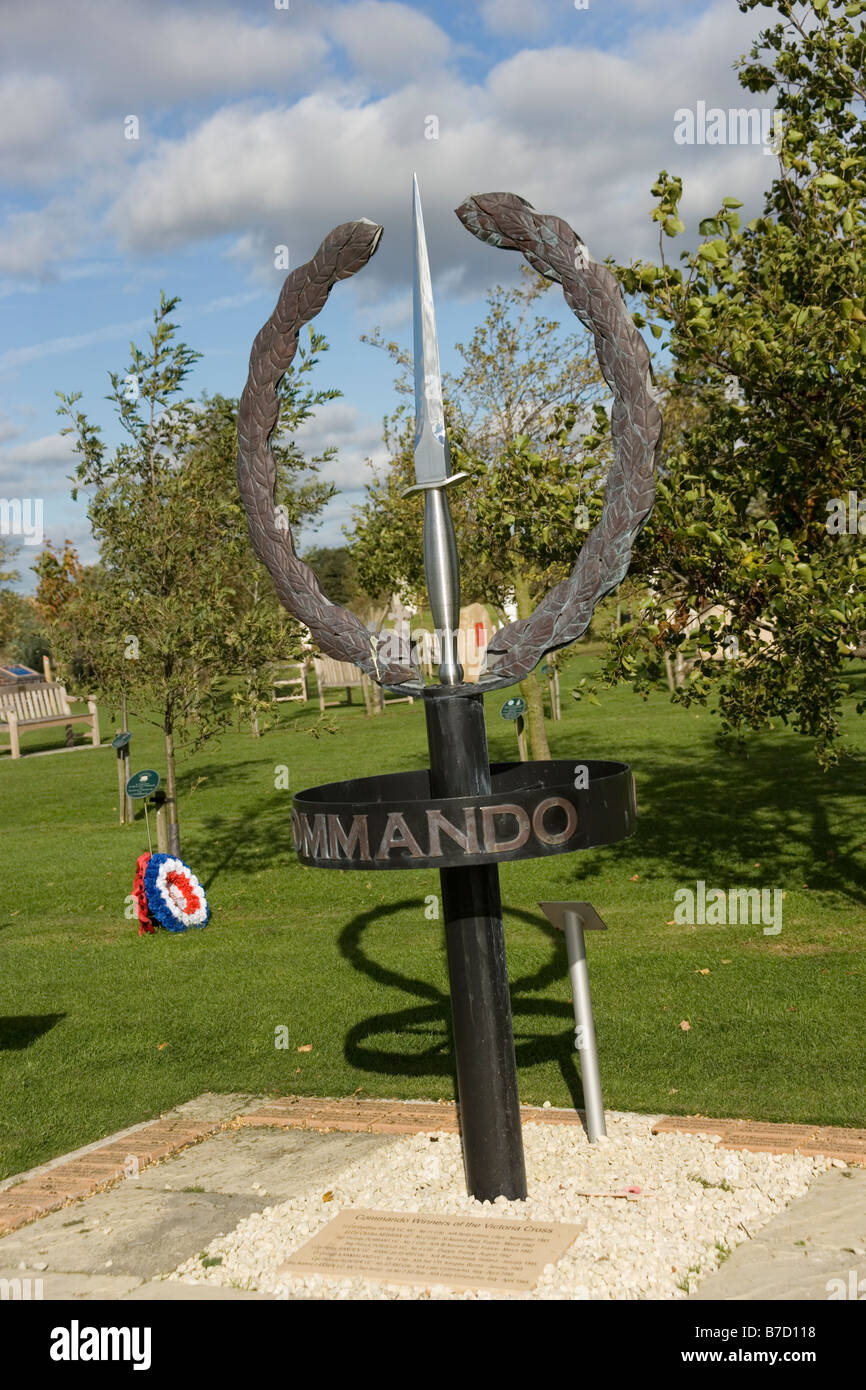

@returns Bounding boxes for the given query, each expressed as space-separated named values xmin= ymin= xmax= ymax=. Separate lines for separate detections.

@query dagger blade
xmin=409 ymin=175 xmax=464 ymax=684
xmin=412 ymin=173 xmax=453 ymax=489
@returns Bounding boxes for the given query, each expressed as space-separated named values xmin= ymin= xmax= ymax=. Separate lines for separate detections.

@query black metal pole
xmin=424 ymin=686 xmax=527 ymax=1202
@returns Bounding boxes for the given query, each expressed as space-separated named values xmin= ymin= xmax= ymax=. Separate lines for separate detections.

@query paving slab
xmin=135 ymin=1126 xmax=390 ymax=1200
xmin=692 ymin=1167 xmax=866 ymax=1301
xmin=0 ymin=1188 xmax=264 ymax=1279
xmin=0 ymin=1091 xmax=264 ymax=1194
xmin=0 ymin=1127 xmax=396 ymax=1299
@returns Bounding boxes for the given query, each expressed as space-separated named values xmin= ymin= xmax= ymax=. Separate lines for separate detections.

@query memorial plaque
xmin=278 ymin=1209 xmax=581 ymax=1293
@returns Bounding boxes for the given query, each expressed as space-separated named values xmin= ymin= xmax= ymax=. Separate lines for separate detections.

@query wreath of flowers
xmin=132 ymin=852 xmax=158 ymax=935
xmin=134 ymin=852 xmax=210 ymax=934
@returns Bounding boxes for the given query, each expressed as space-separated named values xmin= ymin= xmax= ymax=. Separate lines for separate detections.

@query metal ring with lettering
xmin=291 ymin=759 xmax=636 ymax=870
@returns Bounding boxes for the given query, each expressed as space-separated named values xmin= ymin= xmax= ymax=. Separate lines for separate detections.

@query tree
xmin=0 ymin=539 xmax=20 ymax=654
xmin=0 ymin=538 xmax=16 ymax=587
xmin=33 ymin=544 xmax=125 ymax=694
xmin=32 ymin=540 xmax=84 ymax=624
xmin=351 ymin=270 xmax=610 ymax=757
xmin=0 ymin=542 xmax=47 ymax=668
xmin=301 ymin=545 xmax=362 ymax=611
xmin=55 ymin=294 xmax=338 ymax=849
xmin=609 ymin=0 xmax=866 ymax=764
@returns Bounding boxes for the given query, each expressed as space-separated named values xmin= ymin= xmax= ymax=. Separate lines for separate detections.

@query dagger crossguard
xmin=237 ymin=195 xmax=662 ymax=694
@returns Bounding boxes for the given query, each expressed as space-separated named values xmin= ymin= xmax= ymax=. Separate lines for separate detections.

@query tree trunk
xmin=250 ymin=667 xmax=260 ymax=737
xmin=518 ymin=670 xmax=550 ymax=760
xmin=362 ymin=673 xmax=374 ymax=717
xmin=512 ymin=572 xmax=551 ymax=761
xmin=163 ymin=723 xmax=181 ymax=856
xmin=121 ymin=694 xmax=133 ymax=822
xmin=249 ymin=585 xmax=262 ymax=735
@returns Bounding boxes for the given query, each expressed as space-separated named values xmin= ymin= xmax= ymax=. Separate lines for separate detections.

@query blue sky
xmin=1 ymin=0 xmax=781 ymax=590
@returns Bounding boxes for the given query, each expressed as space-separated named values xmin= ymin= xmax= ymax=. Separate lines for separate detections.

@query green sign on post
xmin=126 ymin=769 xmax=160 ymax=799
xmin=500 ymin=696 xmax=527 ymax=762
xmin=500 ymin=697 xmax=526 ymax=721
xmin=126 ymin=769 xmax=160 ymax=853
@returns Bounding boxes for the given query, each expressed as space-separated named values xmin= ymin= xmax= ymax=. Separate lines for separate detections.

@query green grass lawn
xmin=1 ymin=651 xmax=864 ymax=1179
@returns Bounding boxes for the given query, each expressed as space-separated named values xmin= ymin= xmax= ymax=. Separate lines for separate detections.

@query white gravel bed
xmin=169 ymin=1112 xmax=835 ymax=1300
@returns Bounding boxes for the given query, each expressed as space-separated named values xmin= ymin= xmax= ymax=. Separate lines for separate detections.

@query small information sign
xmin=126 ymin=769 xmax=159 ymax=799
xmin=500 ymin=697 xmax=526 ymax=721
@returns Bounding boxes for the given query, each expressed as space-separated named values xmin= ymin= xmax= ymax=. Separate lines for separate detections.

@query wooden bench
xmin=0 ymin=683 xmax=100 ymax=759
xmin=312 ymin=655 xmax=414 ymax=714
xmin=311 ymin=656 xmax=365 ymax=712
xmin=273 ymin=660 xmax=309 ymax=704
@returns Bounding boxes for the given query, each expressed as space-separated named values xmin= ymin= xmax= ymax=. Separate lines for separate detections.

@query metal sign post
xmin=539 ymin=901 xmax=608 ymax=1142
xmin=500 ymin=696 xmax=527 ymax=761
xmin=425 ymin=690 xmax=526 ymax=1200
xmin=126 ymin=770 xmax=160 ymax=855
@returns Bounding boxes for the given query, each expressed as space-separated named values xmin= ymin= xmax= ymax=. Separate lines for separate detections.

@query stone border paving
xmin=652 ymin=1115 xmax=866 ymax=1165
xmin=0 ymin=1093 xmax=263 ymax=1236
xmin=0 ymin=1116 xmax=225 ymax=1234
xmin=2 ymin=1095 xmax=864 ymax=1239
xmin=234 ymin=1096 xmax=585 ymax=1135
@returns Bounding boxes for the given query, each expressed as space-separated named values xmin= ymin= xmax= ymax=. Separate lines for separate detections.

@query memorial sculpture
xmin=237 ymin=180 xmax=662 ymax=1202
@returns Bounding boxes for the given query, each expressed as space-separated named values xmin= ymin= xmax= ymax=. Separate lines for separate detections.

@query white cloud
xmin=0 ymin=0 xmax=779 ymax=451
xmin=372 ymin=290 xmax=412 ymax=332
xmin=1 ymin=0 xmax=330 ymax=112
xmin=0 ymin=413 xmax=20 ymax=445
xmin=4 ymin=510 xmax=98 ymax=590
xmin=298 ymin=488 xmax=368 ymax=550
xmin=101 ymin=0 xmax=773 ymax=292
xmin=0 ymin=432 xmax=76 ymax=492
xmin=327 ymin=2 xmax=451 ymax=80
xmin=291 ymin=394 xmax=394 ymax=549
xmin=0 ymin=315 xmax=152 ymax=372
xmin=0 ymin=432 xmax=92 ymax=584
xmin=480 ymin=0 xmax=552 ymax=37
xmin=200 ymin=290 xmax=266 ymax=315
xmin=0 ymin=203 xmax=87 ymax=279
xmin=293 ymin=399 xmax=389 ymax=489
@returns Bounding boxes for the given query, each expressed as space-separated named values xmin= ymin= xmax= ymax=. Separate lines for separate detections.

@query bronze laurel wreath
xmin=236 ymin=218 xmax=420 ymax=688
xmin=237 ymin=195 xmax=662 ymax=693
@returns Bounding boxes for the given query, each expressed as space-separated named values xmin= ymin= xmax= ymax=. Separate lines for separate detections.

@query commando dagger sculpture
xmin=236 ymin=179 xmax=662 ymax=1202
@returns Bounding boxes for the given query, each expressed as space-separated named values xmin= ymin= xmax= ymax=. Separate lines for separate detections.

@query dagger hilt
xmin=421 ymin=480 xmax=464 ymax=686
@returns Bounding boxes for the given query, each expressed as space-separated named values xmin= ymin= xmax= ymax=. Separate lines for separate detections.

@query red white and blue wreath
xmin=134 ymin=852 xmax=210 ymax=934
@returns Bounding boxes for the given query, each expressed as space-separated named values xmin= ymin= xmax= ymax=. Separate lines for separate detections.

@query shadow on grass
xmin=191 ymin=790 xmax=295 ymax=891
xmin=627 ymin=736 xmax=866 ymax=905
xmin=172 ymin=751 xmax=277 ymax=797
xmin=338 ymin=899 xmax=585 ymax=1109
xmin=0 ymin=1014 xmax=65 ymax=1050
